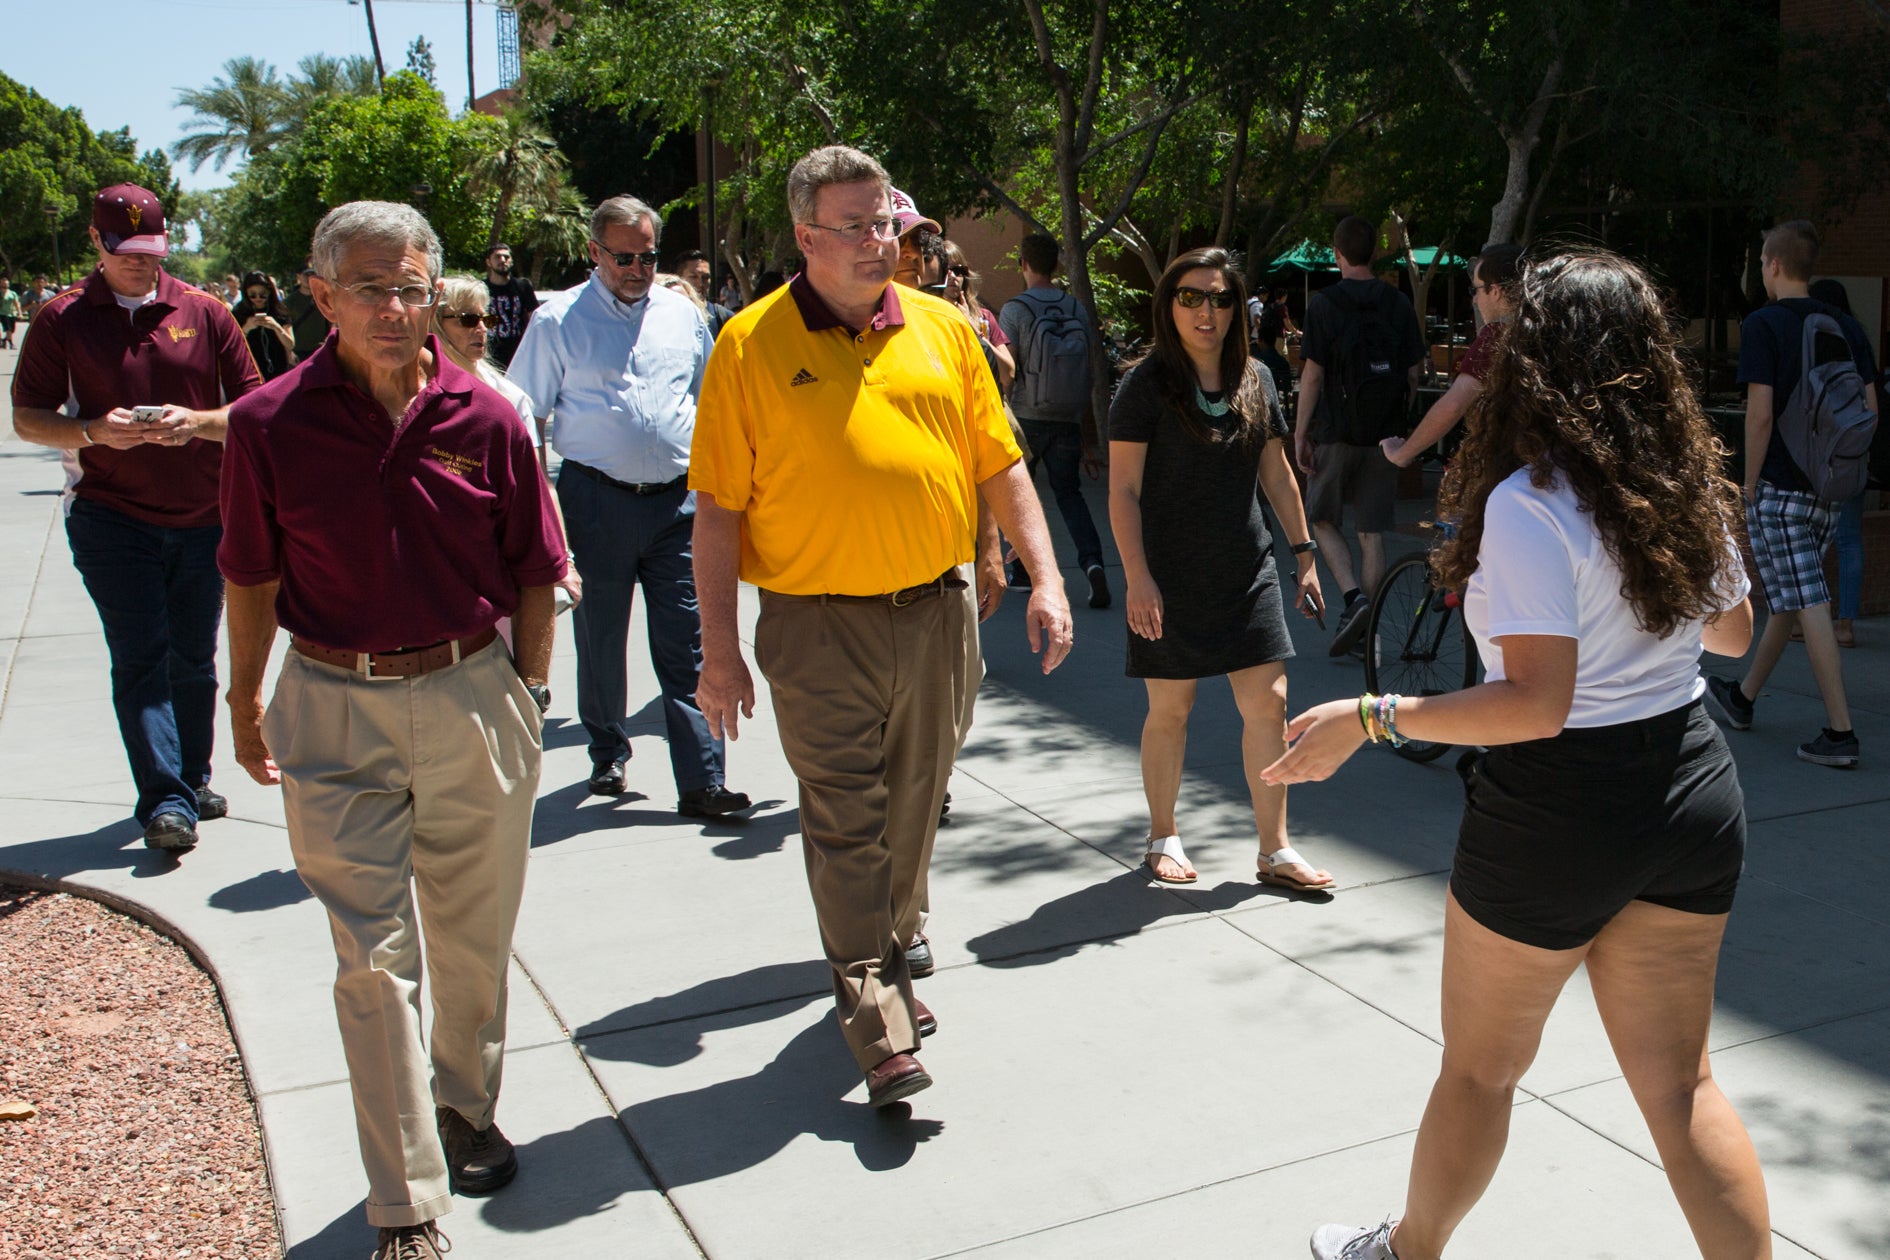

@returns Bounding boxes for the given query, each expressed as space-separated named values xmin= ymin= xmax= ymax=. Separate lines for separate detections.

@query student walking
xmin=1266 ymin=249 xmax=1770 ymax=1260
xmin=1109 ymin=248 xmax=1333 ymax=891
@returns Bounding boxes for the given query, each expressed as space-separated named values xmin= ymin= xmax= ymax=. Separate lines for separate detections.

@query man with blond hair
xmin=691 ymin=144 xmax=1073 ymax=1106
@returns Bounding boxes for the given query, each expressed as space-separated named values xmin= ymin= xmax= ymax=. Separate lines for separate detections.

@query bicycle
xmin=1361 ymin=501 xmax=1479 ymax=764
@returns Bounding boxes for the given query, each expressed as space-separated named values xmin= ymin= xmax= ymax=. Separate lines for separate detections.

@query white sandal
xmin=1143 ymin=833 xmax=1197 ymax=884
xmin=1257 ymin=845 xmax=1335 ymax=892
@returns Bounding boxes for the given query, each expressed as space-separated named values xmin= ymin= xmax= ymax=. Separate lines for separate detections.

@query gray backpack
xmin=1777 ymin=308 xmax=1877 ymax=503
xmin=1006 ymin=290 xmax=1091 ymax=420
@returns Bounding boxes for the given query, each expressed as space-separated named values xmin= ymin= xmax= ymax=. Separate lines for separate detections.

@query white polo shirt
xmin=506 ymin=275 xmax=713 ymax=485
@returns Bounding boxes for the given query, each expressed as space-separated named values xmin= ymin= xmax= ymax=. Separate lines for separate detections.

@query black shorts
xmin=1451 ymin=700 xmax=1744 ymax=951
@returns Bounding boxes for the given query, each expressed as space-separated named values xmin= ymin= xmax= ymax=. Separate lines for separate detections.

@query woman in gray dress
xmin=1108 ymin=247 xmax=1334 ymax=890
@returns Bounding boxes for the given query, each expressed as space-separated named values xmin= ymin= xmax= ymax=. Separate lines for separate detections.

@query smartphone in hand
xmin=1300 ymin=589 xmax=1325 ymax=629
xmin=130 ymin=405 xmax=167 ymax=424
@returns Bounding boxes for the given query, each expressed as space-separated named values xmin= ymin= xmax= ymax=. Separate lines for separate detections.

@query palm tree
xmin=465 ymin=109 xmax=570 ymax=254
xmin=283 ymin=54 xmax=378 ymax=123
xmin=516 ymin=183 xmax=593 ymax=287
xmin=171 ymin=57 xmax=288 ymax=172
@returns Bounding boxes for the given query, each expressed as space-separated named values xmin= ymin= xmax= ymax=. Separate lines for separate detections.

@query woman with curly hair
xmin=1266 ymin=249 xmax=1770 ymax=1259
xmin=1109 ymin=247 xmax=1332 ymax=890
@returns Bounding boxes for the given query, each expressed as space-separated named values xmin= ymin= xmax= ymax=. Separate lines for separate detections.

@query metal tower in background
xmin=497 ymin=4 xmax=521 ymax=89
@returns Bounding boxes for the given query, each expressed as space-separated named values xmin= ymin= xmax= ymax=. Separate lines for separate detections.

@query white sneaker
xmin=1310 ymin=1218 xmax=1399 ymax=1260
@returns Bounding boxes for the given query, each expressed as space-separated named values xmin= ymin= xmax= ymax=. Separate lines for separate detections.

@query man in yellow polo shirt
xmin=692 ymin=145 xmax=1073 ymax=1108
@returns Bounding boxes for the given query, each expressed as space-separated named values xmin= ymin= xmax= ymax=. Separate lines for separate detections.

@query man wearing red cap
xmin=10 ymin=184 xmax=262 ymax=854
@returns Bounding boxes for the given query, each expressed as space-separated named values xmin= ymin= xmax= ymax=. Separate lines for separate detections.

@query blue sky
xmin=3 ymin=0 xmax=510 ymax=192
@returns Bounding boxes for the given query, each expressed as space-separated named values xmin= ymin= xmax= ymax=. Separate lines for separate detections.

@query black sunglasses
xmin=445 ymin=312 xmax=501 ymax=329
xmin=948 ymin=264 xmax=970 ymax=279
xmin=1174 ymin=286 xmax=1236 ymax=310
xmin=596 ymin=244 xmax=659 ymax=269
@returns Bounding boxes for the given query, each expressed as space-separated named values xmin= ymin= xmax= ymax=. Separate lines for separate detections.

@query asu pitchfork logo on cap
xmin=92 ymin=184 xmax=169 ymax=258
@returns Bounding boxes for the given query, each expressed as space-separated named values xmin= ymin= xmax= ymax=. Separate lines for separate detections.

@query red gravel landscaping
xmin=0 ymin=884 xmax=283 ymax=1259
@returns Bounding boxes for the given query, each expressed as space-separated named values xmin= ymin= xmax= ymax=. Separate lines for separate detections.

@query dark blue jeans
xmin=65 ymin=497 xmax=224 ymax=826
xmin=1019 ymin=417 xmax=1104 ymax=570
xmin=555 ymin=468 xmax=724 ymax=792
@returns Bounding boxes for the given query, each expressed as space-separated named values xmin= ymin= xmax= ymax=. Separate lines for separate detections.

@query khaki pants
xmin=756 ymin=587 xmax=977 ymax=1071
xmin=265 ymin=639 xmax=541 ymax=1228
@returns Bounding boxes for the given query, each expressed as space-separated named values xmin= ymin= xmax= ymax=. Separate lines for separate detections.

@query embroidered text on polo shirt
xmin=428 ymin=447 xmax=485 ymax=478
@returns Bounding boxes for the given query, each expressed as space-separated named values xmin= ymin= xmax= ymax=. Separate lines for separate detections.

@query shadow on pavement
xmin=610 ymin=1019 xmax=942 ymax=1187
xmin=576 ymin=959 xmax=831 ymax=1060
xmin=963 ymin=869 xmax=1277 ymax=968
xmin=209 ymin=867 xmax=310 ymax=913
xmin=0 ymin=817 xmax=178 ymax=884
xmin=288 ymin=1199 xmax=370 ymax=1259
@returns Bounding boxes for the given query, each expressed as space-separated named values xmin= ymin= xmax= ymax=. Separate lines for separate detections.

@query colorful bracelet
xmin=1380 ymin=693 xmax=1410 ymax=748
xmin=1358 ymin=693 xmax=1378 ymax=742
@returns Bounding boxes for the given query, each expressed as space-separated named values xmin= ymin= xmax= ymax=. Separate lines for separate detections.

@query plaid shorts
xmin=1746 ymin=482 xmax=1836 ymax=614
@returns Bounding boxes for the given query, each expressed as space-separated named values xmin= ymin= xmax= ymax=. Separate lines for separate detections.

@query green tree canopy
xmin=0 ymin=73 xmax=176 ymax=281
xmin=214 ymin=72 xmax=500 ymax=280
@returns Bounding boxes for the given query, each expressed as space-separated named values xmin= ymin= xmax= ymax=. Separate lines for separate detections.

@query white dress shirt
xmin=507 ymin=275 xmax=713 ymax=485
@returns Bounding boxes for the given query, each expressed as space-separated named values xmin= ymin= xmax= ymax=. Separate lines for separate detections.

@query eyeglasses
xmin=804 ymin=218 xmax=900 ymax=246
xmin=1173 ymin=286 xmax=1236 ymax=310
xmin=948 ymin=264 xmax=971 ymax=279
xmin=444 ymin=312 xmax=501 ymax=329
xmin=1470 ymin=283 xmax=1491 ymax=296
xmin=595 ymin=244 xmax=659 ymax=269
xmin=327 ymin=279 xmax=438 ymax=308
xmin=245 ymin=291 xmax=272 ymax=303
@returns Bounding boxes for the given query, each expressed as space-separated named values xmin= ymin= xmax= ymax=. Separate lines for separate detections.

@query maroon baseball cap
xmin=889 ymin=187 xmax=941 ymax=238
xmin=93 ymin=184 xmax=170 ymax=257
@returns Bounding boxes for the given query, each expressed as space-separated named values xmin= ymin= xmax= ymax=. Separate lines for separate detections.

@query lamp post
xmin=45 ymin=206 xmax=60 ymax=285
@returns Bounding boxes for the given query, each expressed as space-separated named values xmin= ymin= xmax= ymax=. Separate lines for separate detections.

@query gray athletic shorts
xmin=1306 ymin=442 xmax=1397 ymax=533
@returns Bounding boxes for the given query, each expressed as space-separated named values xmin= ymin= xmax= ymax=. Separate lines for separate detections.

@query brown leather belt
xmin=291 ymin=627 xmax=498 ymax=679
xmin=763 ymin=569 xmax=968 ymax=607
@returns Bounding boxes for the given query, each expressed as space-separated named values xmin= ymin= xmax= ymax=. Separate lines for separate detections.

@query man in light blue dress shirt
xmin=509 ymin=195 xmax=748 ymax=816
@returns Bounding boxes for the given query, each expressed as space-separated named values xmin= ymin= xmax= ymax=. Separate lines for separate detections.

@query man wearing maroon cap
xmin=220 ymin=201 xmax=567 ymax=1260
xmin=11 ymin=183 xmax=263 ymax=854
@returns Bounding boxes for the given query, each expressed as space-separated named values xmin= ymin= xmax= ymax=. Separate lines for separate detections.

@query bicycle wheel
xmin=1363 ymin=553 xmax=1476 ymax=763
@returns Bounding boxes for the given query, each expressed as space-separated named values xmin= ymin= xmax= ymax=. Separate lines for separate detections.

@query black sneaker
xmin=143 ymin=812 xmax=198 ymax=853
xmin=196 ymin=788 xmax=228 ymax=821
xmin=1797 ymin=729 xmax=1859 ymax=768
xmin=1706 ymin=676 xmax=1754 ymax=731
xmin=436 ymin=1106 xmax=518 ymax=1196
xmin=1085 ymin=564 xmax=1112 ymax=610
xmin=1328 ymin=594 xmax=1371 ymax=657
xmin=678 ymin=785 xmax=752 ymax=817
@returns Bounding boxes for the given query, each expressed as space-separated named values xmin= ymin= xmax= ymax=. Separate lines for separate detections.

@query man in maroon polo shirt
xmin=220 ymin=201 xmax=566 ymax=1260
xmin=11 ymin=183 xmax=262 ymax=854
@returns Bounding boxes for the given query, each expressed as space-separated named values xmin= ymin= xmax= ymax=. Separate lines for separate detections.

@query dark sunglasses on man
xmin=445 ymin=312 xmax=502 ymax=329
xmin=1174 ymin=286 xmax=1236 ymax=310
xmin=596 ymin=245 xmax=660 ymax=269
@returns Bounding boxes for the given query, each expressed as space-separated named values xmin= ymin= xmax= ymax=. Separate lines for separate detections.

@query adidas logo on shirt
xmin=790 ymin=368 xmax=818 ymax=387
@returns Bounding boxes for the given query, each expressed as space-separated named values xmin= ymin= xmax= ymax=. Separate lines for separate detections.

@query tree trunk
xmin=488 ymin=179 xmax=516 ymax=254
xmin=1215 ymin=101 xmax=1251 ymax=249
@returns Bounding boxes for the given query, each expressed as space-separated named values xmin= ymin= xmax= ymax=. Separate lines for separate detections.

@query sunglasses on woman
xmin=445 ymin=312 xmax=501 ymax=329
xmin=1173 ymin=286 xmax=1236 ymax=310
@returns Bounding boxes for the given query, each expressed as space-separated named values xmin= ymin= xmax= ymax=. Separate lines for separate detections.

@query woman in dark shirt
xmin=228 ymin=271 xmax=296 ymax=381
xmin=1108 ymin=247 xmax=1333 ymax=891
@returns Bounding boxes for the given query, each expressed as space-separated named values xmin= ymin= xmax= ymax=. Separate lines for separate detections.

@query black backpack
xmin=1322 ymin=284 xmax=1412 ymax=445
xmin=1005 ymin=290 xmax=1092 ymax=420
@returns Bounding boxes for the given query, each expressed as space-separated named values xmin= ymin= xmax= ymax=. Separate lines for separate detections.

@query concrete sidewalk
xmin=3 ymin=340 xmax=1886 ymax=1258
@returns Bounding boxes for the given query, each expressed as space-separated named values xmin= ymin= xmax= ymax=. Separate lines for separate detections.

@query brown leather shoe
xmin=372 ymin=1221 xmax=449 ymax=1259
xmin=866 ymin=1052 xmax=932 ymax=1108
xmin=914 ymin=997 xmax=936 ymax=1038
